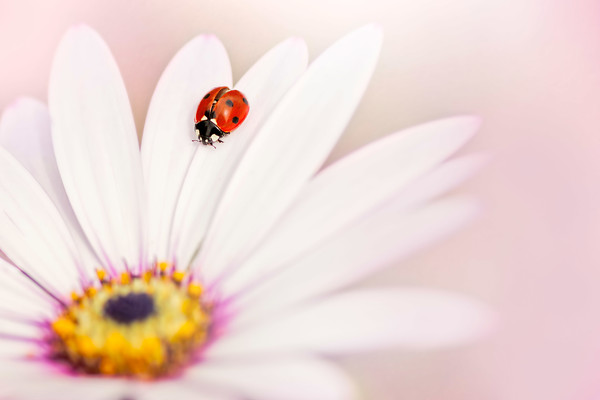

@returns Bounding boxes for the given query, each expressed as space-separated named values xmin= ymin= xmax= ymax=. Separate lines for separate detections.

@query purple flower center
xmin=103 ymin=292 xmax=155 ymax=324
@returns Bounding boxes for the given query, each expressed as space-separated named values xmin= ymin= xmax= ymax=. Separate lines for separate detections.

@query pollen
xmin=188 ymin=282 xmax=203 ymax=298
xmin=172 ymin=271 xmax=185 ymax=283
xmin=120 ymin=272 xmax=131 ymax=284
xmin=49 ymin=264 xmax=209 ymax=379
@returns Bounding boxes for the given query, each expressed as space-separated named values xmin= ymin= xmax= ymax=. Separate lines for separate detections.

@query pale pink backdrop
xmin=1 ymin=0 xmax=600 ymax=399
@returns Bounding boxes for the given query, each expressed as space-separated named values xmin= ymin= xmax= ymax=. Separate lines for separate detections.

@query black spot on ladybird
xmin=243 ymin=97 xmax=248 ymax=105
xmin=232 ymin=116 xmax=239 ymax=124
xmin=226 ymin=99 xmax=234 ymax=107
xmin=203 ymin=93 xmax=210 ymax=99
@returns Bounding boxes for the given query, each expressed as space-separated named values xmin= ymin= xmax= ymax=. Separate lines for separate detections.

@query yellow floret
xmin=52 ymin=317 xmax=75 ymax=338
xmin=158 ymin=261 xmax=170 ymax=273
xmin=96 ymin=269 xmax=107 ymax=282
xmin=142 ymin=271 xmax=153 ymax=283
xmin=76 ymin=336 xmax=96 ymax=358
xmin=99 ymin=358 xmax=116 ymax=375
xmin=175 ymin=320 xmax=196 ymax=340
xmin=172 ymin=271 xmax=185 ymax=283
xmin=105 ymin=331 xmax=128 ymax=354
xmin=187 ymin=283 xmax=203 ymax=297
xmin=141 ymin=337 xmax=164 ymax=365
xmin=120 ymin=272 xmax=131 ymax=284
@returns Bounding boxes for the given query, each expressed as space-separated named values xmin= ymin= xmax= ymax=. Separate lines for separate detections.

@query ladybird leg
xmin=203 ymin=137 xmax=216 ymax=148
xmin=216 ymin=129 xmax=228 ymax=143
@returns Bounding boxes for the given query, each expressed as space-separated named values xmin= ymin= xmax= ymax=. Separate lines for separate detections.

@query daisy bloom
xmin=0 ymin=24 xmax=494 ymax=400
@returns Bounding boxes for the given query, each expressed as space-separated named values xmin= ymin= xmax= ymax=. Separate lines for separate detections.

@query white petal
xmin=140 ymin=34 xmax=232 ymax=262
xmin=0 ymin=98 xmax=63 ymax=204
xmin=0 ymin=259 xmax=54 ymax=320
xmin=0 ymin=97 xmax=100 ymax=278
xmin=194 ymin=24 xmax=383 ymax=284
xmin=0 ymin=360 xmax=130 ymax=400
xmin=221 ymin=117 xmax=480 ymax=294
xmin=187 ymin=356 xmax=357 ymax=400
xmin=0 ymin=338 xmax=39 ymax=357
xmin=0 ymin=318 xmax=40 ymax=339
xmin=384 ymin=153 xmax=487 ymax=211
xmin=208 ymin=289 xmax=495 ymax=358
xmin=170 ymin=37 xmax=308 ymax=267
xmin=135 ymin=381 xmax=235 ymax=400
xmin=232 ymin=197 xmax=480 ymax=327
xmin=49 ymin=25 xmax=146 ymax=273
xmin=0 ymin=147 xmax=82 ymax=296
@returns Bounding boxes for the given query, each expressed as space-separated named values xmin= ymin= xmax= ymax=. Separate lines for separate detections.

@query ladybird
xmin=194 ymin=87 xmax=249 ymax=147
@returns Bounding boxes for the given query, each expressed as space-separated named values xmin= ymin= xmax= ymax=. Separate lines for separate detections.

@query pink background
xmin=1 ymin=0 xmax=600 ymax=398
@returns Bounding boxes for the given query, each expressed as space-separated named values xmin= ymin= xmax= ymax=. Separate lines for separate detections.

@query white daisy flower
xmin=0 ymin=24 xmax=494 ymax=400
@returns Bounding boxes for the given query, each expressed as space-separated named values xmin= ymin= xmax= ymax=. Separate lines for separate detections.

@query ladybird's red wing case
xmin=213 ymin=90 xmax=250 ymax=132
xmin=195 ymin=86 xmax=229 ymax=123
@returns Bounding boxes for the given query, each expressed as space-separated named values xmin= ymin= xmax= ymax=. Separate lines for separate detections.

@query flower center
xmin=103 ymin=292 xmax=156 ymax=324
xmin=49 ymin=263 xmax=209 ymax=379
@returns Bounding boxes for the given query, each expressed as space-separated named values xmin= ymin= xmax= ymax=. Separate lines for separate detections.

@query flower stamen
xmin=49 ymin=263 xmax=210 ymax=379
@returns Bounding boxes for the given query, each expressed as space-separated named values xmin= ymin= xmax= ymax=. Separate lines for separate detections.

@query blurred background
xmin=1 ymin=0 xmax=599 ymax=398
